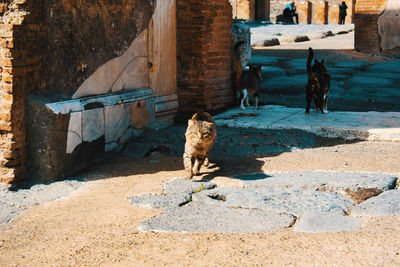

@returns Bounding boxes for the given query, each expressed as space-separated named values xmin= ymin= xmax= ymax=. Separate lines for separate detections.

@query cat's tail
xmin=307 ymin=47 xmax=314 ymax=80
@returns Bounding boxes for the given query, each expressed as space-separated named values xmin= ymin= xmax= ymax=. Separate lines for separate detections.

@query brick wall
xmin=177 ymin=0 xmax=234 ymax=113
xmin=354 ymin=0 xmax=387 ymax=54
xmin=0 ymin=1 xmax=45 ymax=183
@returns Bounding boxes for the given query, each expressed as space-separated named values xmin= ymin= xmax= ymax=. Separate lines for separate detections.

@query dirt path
xmin=1 ymin=139 xmax=399 ymax=266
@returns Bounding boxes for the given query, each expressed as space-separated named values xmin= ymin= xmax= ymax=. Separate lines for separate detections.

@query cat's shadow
xmin=199 ymin=157 xmax=265 ymax=181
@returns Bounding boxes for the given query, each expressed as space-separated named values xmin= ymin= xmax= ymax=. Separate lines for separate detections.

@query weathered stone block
xmin=26 ymin=89 xmax=155 ymax=182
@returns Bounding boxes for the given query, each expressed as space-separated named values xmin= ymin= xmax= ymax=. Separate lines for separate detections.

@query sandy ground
xmin=258 ymin=31 xmax=355 ymax=50
xmin=0 ymin=139 xmax=400 ymax=266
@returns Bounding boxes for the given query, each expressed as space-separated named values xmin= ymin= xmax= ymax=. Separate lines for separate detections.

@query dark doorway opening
xmin=255 ymin=0 xmax=270 ymax=21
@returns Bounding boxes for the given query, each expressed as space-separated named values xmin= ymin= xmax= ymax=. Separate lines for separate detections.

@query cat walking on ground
xmin=233 ymin=41 xmax=262 ymax=110
xmin=237 ymin=65 xmax=262 ymax=110
xmin=305 ymin=47 xmax=330 ymax=114
xmin=183 ymin=112 xmax=217 ymax=179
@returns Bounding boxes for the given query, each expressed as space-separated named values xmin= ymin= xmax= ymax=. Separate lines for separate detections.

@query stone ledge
xmin=26 ymin=89 xmax=156 ymax=182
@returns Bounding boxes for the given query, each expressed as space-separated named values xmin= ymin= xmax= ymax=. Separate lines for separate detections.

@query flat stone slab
xmin=332 ymin=61 xmax=369 ymax=69
xmin=240 ymin=171 xmax=397 ymax=195
xmin=368 ymin=61 xmax=400 ymax=73
xmin=162 ymin=177 xmax=217 ymax=194
xmin=348 ymin=76 xmax=395 ymax=88
xmin=214 ymin=105 xmax=400 ymax=142
xmin=128 ymin=193 xmax=191 ymax=210
xmin=138 ymin=202 xmax=295 ymax=233
xmin=327 ymin=67 xmax=356 ymax=76
xmin=248 ymin=55 xmax=282 ymax=65
xmin=356 ymin=72 xmax=400 ymax=81
xmin=261 ymin=66 xmax=286 ymax=78
xmin=286 ymin=58 xmax=307 ymax=69
xmin=294 ymin=211 xmax=362 ymax=233
xmin=261 ymin=77 xmax=305 ymax=95
xmin=351 ymin=190 xmax=400 ymax=217
xmin=192 ymin=187 xmax=355 ymax=216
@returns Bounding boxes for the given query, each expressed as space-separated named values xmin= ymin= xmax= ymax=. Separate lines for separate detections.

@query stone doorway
xmin=148 ymin=0 xmax=177 ymax=116
xmin=255 ymin=0 xmax=270 ymax=20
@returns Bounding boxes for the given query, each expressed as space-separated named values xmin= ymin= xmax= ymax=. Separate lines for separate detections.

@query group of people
xmin=281 ymin=1 xmax=348 ymax=25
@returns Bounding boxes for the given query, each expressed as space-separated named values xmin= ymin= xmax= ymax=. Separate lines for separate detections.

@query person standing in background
xmin=339 ymin=1 xmax=348 ymax=24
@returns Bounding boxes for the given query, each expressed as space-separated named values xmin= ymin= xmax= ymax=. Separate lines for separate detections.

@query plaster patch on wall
xmin=104 ymin=104 xmax=132 ymax=147
xmin=82 ymin=108 xmax=105 ymax=142
xmin=66 ymin=112 xmax=83 ymax=154
xmin=111 ymin=57 xmax=149 ymax=92
xmin=72 ymin=30 xmax=149 ymax=99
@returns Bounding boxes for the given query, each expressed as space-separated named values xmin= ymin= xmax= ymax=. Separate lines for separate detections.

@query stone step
xmin=214 ymin=105 xmax=400 ymax=141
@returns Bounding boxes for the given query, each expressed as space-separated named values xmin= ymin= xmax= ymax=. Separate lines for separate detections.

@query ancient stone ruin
xmin=0 ymin=0 xmax=399 ymax=183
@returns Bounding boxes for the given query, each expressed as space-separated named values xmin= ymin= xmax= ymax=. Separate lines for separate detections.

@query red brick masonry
xmin=177 ymin=0 xmax=234 ymax=113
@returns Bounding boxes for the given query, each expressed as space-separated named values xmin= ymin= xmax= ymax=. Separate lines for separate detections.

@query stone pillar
xmin=377 ymin=0 xmax=400 ymax=56
xmin=354 ymin=0 xmax=387 ymax=54
xmin=328 ymin=2 xmax=340 ymax=24
xmin=312 ymin=0 xmax=327 ymax=24
xmin=297 ymin=1 xmax=312 ymax=24
xmin=177 ymin=0 xmax=234 ymax=113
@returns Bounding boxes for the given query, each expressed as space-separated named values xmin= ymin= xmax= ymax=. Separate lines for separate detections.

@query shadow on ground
xmin=90 ymin=124 xmax=361 ymax=181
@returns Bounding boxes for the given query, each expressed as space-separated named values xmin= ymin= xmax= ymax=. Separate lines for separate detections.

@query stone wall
xmin=177 ymin=0 xmax=234 ymax=113
xmin=45 ymin=1 xmax=155 ymax=98
xmin=354 ymin=0 xmax=386 ymax=54
xmin=0 ymin=0 xmax=157 ymax=183
xmin=25 ymin=0 xmax=174 ymax=183
xmin=377 ymin=0 xmax=400 ymax=56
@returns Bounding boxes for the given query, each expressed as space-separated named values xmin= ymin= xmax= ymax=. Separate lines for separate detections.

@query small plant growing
xmin=192 ymin=183 xmax=205 ymax=194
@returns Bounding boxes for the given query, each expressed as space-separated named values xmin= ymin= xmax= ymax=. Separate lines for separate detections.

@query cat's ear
xmin=188 ymin=119 xmax=195 ymax=127
xmin=191 ymin=113 xmax=198 ymax=120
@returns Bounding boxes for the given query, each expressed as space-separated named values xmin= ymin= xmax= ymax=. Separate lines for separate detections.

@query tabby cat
xmin=183 ymin=112 xmax=217 ymax=179
xmin=305 ymin=47 xmax=330 ymax=114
